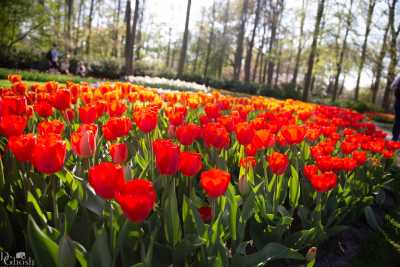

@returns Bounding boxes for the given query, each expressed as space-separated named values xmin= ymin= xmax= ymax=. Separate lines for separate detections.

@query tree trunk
xmin=73 ymin=0 xmax=84 ymax=54
xmin=65 ymin=0 xmax=74 ymax=54
xmin=112 ymin=0 xmax=122 ymax=57
xmin=244 ymin=0 xmax=262 ymax=82
xmin=204 ymin=1 xmax=216 ymax=78
xmin=165 ymin=27 xmax=172 ymax=68
xmin=177 ymin=0 xmax=192 ymax=77
xmin=135 ymin=0 xmax=146 ymax=61
xmin=332 ymin=0 xmax=353 ymax=102
xmin=125 ymin=0 xmax=140 ymax=75
xmin=354 ymin=0 xmax=376 ymax=100
xmin=291 ymin=0 xmax=306 ymax=87
xmin=253 ymin=21 xmax=267 ymax=81
xmin=274 ymin=43 xmax=282 ymax=88
xmin=217 ymin=0 xmax=230 ymax=79
xmin=382 ymin=0 xmax=399 ymax=111
xmin=124 ymin=0 xmax=132 ymax=74
xmin=233 ymin=0 xmax=249 ymax=80
xmin=266 ymin=0 xmax=284 ymax=88
xmin=86 ymin=0 xmax=95 ymax=55
xmin=371 ymin=16 xmax=390 ymax=104
xmin=302 ymin=0 xmax=325 ymax=101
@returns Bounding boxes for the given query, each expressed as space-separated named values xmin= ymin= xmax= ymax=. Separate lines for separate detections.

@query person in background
xmin=47 ymin=43 xmax=62 ymax=72
xmin=392 ymin=75 xmax=400 ymax=141
xmin=76 ymin=61 xmax=87 ymax=77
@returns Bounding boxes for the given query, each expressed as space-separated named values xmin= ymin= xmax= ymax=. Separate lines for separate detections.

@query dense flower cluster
xmin=1 ymin=74 xmax=400 ymax=265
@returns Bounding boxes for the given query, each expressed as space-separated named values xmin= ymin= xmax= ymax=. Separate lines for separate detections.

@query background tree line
xmin=0 ymin=0 xmax=399 ymax=108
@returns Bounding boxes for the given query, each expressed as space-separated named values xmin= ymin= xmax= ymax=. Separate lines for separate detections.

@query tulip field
xmin=1 ymin=74 xmax=399 ymax=266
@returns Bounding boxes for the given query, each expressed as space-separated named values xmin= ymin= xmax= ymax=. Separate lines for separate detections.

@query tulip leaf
xmin=226 ymin=185 xmax=238 ymax=241
xmin=58 ymin=235 xmax=76 ymax=267
xmin=364 ymin=206 xmax=382 ymax=232
xmin=27 ymin=215 xmax=59 ymax=267
xmin=0 ymin=205 xmax=15 ymax=251
xmin=89 ymin=228 xmax=112 ymax=267
xmin=0 ymin=157 xmax=4 ymax=191
xmin=27 ymin=191 xmax=48 ymax=224
xmin=232 ymin=242 xmax=304 ymax=267
xmin=162 ymin=182 xmax=182 ymax=247
xmin=81 ymin=185 xmax=105 ymax=216
xmin=289 ymin=166 xmax=300 ymax=208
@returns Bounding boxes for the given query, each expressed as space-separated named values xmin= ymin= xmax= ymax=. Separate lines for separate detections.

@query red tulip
xmin=12 ymin=82 xmax=27 ymax=95
xmin=110 ymin=143 xmax=129 ymax=164
xmin=64 ymin=108 xmax=75 ymax=122
xmin=0 ymin=115 xmax=27 ymax=137
xmin=166 ymin=106 xmax=187 ymax=126
xmin=79 ymin=105 xmax=98 ymax=123
xmin=1 ymin=96 xmax=27 ymax=115
xmin=281 ymin=125 xmax=306 ymax=145
xmin=341 ymin=158 xmax=357 ymax=172
xmin=198 ymin=206 xmax=212 ymax=222
xmin=176 ymin=123 xmax=201 ymax=146
xmin=308 ymin=171 xmax=338 ymax=192
xmin=38 ymin=120 xmax=64 ymax=136
xmin=204 ymin=103 xmax=220 ymax=119
xmin=200 ymin=168 xmax=231 ymax=198
xmin=88 ymin=162 xmax=125 ymax=200
xmin=31 ymin=135 xmax=66 ymax=174
xmin=153 ymin=139 xmax=180 ymax=175
xmin=340 ymin=141 xmax=358 ymax=155
xmin=235 ymin=122 xmax=255 ymax=145
xmin=34 ymin=101 xmax=54 ymax=117
xmin=240 ymin=156 xmax=256 ymax=169
xmin=107 ymin=101 xmax=127 ymax=117
xmin=133 ymin=108 xmax=158 ymax=133
xmin=115 ymin=179 xmax=156 ymax=223
xmin=267 ymin=152 xmax=289 ymax=175
xmin=8 ymin=134 xmax=37 ymax=162
xmin=71 ymin=124 xmax=97 ymax=158
xmin=8 ymin=74 xmax=22 ymax=83
xmin=102 ymin=117 xmax=132 ymax=141
xmin=303 ymin=165 xmax=319 ymax=180
xmin=352 ymin=151 xmax=367 ymax=166
xmin=51 ymin=89 xmax=71 ymax=110
xmin=179 ymin=151 xmax=203 ymax=176
xmin=202 ymin=123 xmax=230 ymax=149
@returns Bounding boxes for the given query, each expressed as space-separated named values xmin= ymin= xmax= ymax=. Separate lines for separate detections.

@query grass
xmin=0 ymin=67 xmax=99 ymax=84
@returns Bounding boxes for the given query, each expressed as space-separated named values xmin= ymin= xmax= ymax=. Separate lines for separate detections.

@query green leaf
xmin=89 ymin=228 xmax=112 ymax=267
xmin=226 ymin=185 xmax=238 ymax=241
xmin=364 ymin=206 xmax=382 ymax=232
xmin=0 ymin=157 xmax=4 ymax=191
xmin=289 ymin=165 xmax=300 ymax=208
xmin=58 ymin=235 xmax=76 ymax=267
xmin=27 ymin=191 xmax=48 ymax=224
xmin=81 ymin=186 xmax=105 ymax=216
xmin=27 ymin=215 xmax=59 ymax=267
xmin=232 ymin=242 xmax=304 ymax=267
xmin=0 ymin=205 xmax=15 ymax=251
xmin=162 ymin=182 xmax=182 ymax=247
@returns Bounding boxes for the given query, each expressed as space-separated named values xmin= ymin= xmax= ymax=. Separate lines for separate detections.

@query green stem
xmin=51 ymin=176 xmax=59 ymax=229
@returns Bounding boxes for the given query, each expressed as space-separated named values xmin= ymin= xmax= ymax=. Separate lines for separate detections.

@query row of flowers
xmin=125 ymin=75 xmax=210 ymax=92
xmin=0 ymin=74 xmax=398 ymax=266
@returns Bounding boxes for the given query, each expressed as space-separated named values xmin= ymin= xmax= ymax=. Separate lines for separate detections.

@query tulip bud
xmin=305 ymin=247 xmax=317 ymax=262
xmin=238 ymin=175 xmax=250 ymax=196
xmin=168 ymin=124 xmax=176 ymax=138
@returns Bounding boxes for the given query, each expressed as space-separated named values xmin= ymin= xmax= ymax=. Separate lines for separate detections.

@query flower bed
xmin=125 ymin=75 xmax=210 ymax=92
xmin=364 ymin=111 xmax=395 ymax=124
xmin=0 ymin=74 xmax=399 ymax=266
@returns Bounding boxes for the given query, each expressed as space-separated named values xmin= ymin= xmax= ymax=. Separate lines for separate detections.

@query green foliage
xmin=330 ymin=99 xmax=383 ymax=113
xmin=0 ymin=68 xmax=98 ymax=84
